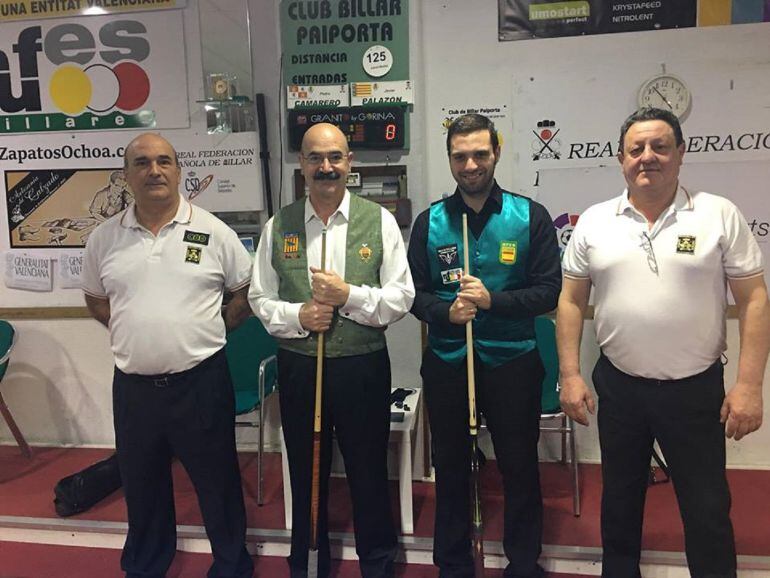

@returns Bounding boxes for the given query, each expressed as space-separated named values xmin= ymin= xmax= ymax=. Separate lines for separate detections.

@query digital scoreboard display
xmin=287 ymin=106 xmax=406 ymax=151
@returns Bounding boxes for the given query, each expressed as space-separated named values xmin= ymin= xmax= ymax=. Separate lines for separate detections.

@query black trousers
xmin=278 ymin=348 xmax=397 ymax=578
xmin=112 ymin=349 xmax=253 ymax=578
xmin=421 ymin=348 xmax=545 ymax=578
xmin=593 ymin=354 xmax=736 ymax=578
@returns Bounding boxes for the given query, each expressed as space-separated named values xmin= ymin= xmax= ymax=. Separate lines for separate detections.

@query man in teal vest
xmin=249 ymin=123 xmax=414 ymax=578
xmin=408 ymin=114 xmax=562 ymax=578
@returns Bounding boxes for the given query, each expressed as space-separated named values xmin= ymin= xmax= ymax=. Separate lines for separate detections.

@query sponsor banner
xmin=287 ymin=84 xmax=350 ymax=109
xmin=280 ymin=0 xmax=410 ymax=86
xmin=0 ymin=1 xmax=186 ymax=23
xmin=57 ymin=249 xmax=84 ymax=288
xmin=4 ymin=250 xmax=52 ymax=290
xmin=5 ymin=167 xmax=126 ymax=248
xmin=498 ymin=0 xmax=697 ymax=41
xmin=174 ymin=132 xmax=262 ymax=212
xmin=0 ymin=9 xmax=189 ymax=134
xmin=350 ymin=79 xmax=413 ymax=106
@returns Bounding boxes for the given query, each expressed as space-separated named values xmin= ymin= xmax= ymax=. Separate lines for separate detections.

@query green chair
xmin=225 ymin=316 xmax=278 ymax=505
xmin=536 ymin=316 xmax=580 ymax=517
xmin=0 ymin=320 xmax=31 ymax=457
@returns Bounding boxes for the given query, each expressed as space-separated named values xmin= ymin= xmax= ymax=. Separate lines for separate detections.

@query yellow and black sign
xmin=676 ymin=235 xmax=696 ymax=254
xmin=183 ymin=230 xmax=210 ymax=245
xmin=283 ymin=232 xmax=300 ymax=259
xmin=0 ymin=1 xmax=184 ymax=23
xmin=185 ymin=245 xmax=202 ymax=264
xmin=499 ymin=241 xmax=517 ymax=264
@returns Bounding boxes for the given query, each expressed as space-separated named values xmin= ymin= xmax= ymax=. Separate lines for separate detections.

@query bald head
xmin=299 ymin=123 xmax=352 ymax=200
xmin=124 ymin=133 xmax=179 ymax=169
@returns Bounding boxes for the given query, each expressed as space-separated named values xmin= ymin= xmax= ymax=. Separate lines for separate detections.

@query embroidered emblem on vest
xmin=437 ymin=244 xmax=459 ymax=267
xmin=185 ymin=246 xmax=202 ymax=264
xmin=676 ymin=236 xmax=696 ymax=254
xmin=499 ymin=241 xmax=517 ymax=264
xmin=359 ymin=243 xmax=373 ymax=262
xmin=283 ymin=233 xmax=300 ymax=259
xmin=183 ymin=230 xmax=210 ymax=245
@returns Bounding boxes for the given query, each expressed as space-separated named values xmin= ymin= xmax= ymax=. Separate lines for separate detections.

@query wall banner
xmin=498 ymin=0 xmax=697 ymax=41
xmin=0 ymin=9 xmax=189 ymax=134
xmin=0 ymin=1 xmax=186 ymax=23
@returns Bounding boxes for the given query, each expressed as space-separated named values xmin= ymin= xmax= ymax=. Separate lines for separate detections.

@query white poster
xmin=57 ymin=250 xmax=84 ymax=289
xmin=4 ymin=250 xmax=52 ymax=291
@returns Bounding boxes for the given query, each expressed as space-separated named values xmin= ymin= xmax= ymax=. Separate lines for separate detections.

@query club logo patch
xmin=185 ymin=246 xmax=202 ymax=264
xmin=183 ymin=230 xmax=210 ymax=245
xmin=359 ymin=243 xmax=372 ymax=262
xmin=676 ymin=235 xmax=696 ymax=254
xmin=437 ymin=244 xmax=459 ymax=267
xmin=499 ymin=241 xmax=517 ymax=264
xmin=441 ymin=268 xmax=463 ymax=285
xmin=283 ymin=232 xmax=300 ymax=259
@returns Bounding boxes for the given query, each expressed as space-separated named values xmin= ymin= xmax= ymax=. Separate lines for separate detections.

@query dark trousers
xmin=278 ymin=348 xmax=397 ymax=578
xmin=421 ymin=348 xmax=545 ymax=578
xmin=593 ymin=354 xmax=736 ymax=578
xmin=112 ymin=349 xmax=253 ymax=578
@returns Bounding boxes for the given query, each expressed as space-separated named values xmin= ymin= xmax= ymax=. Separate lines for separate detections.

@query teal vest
xmin=271 ymin=194 xmax=386 ymax=358
xmin=427 ymin=192 xmax=536 ymax=367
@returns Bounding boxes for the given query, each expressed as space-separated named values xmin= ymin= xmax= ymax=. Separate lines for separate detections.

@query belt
xmin=118 ymin=348 xmax=224 ymax=388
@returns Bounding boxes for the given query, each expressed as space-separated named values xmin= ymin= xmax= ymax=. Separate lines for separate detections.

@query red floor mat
xmin=2 ymin=446 xmax=769 ymax=556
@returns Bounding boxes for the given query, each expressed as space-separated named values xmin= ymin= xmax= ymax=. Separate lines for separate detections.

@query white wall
xmin=2 ymin=0 xmax=769 ymax=469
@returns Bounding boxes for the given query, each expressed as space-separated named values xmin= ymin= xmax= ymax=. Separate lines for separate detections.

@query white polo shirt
xmin=562 ymin=187 xmax=764 ymax=380
xmin=82 ymin=195 xmax=252 ymax=375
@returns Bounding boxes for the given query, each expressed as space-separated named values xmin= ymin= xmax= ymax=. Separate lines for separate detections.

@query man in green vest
xmin=408 ymin=114 xmax=562 ymax=578
xmin=249 ymin=123 xmax=414 ymax=578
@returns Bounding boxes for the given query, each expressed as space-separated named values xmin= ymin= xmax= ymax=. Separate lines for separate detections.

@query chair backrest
xmin=534 ymin=317 xmax=561 ymax=414
xmin=0 ymin=320 xmax=15 ymax=382
xmin=225 ymin=317 xmax=278 ymax=414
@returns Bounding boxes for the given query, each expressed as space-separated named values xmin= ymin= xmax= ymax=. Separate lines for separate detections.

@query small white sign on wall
xmin=57 ymin=250 xmax=84 ymax=289
xmin=286 ymin=84 xmax=350 ymax=109
xmin=4 ymin=251 xmax=53 ymax=291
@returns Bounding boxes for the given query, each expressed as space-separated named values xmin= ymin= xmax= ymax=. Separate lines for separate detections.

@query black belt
xmin=117 ymin=348 xmax=224 ymax=388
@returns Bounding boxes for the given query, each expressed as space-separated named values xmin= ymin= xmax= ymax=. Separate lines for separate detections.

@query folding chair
xmin=225 ymin=317 xmax=278 ymax=505
xmin=0 ymin=320 xmax=32 ymax=457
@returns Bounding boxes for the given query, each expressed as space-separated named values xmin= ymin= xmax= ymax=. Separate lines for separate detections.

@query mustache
xmin=314 ymin=170 xmax=341 ymax=181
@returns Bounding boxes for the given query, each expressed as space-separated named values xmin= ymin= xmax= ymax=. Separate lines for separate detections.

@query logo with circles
xmin=553 ymin=212 xmax=580 ymax=257
xmin=0 ymin=21 xmax=151 ymax=116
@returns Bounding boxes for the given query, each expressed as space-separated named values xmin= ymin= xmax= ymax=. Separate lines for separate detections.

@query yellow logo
xmin=676 ymin=235 xmax=696 ymax=254
xmin=359 ymin=243 xmax=372 ymax=262
xmin=499 ymin=241 xmax=517 ymax=264
xmin=283 ymin=233 xmax=300 ymax=259
xmin=185 ymin=246 xmax=202 ymax=264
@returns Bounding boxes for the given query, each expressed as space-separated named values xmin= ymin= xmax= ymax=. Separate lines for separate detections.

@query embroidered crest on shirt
xmin=676 ymin=235 xmax=696 ymax=254
xmin=359 ymin=243 xmax=372 ymax=262
xmin=283 ymin=232 xmax=300 ymax=259
xmin=441 ymin=269 xmax=463 ymax=285
xmin=183 ymin=230 xmax=210 ymax=245
xmin=437 ymin=244 xmax=459 ymax=267
xmin=499 ymin=241 xmax=517 ymax=264
xmin=185 ymin=246 xmax=202 ymax=264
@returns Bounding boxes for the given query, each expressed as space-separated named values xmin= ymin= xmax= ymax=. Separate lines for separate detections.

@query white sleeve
xmin=338 ymin=207 xmax=415 ymax=327
xmin=248 ymin=217 xmax=308 ymax=339
xmin=561 ymin=215 xmax=591 ymax=279
xmin=220 ymin=225 xmax=253 ymax=291
xmin=81 ymin=226 xmax=107 ymax=298
xmin=722 ymin=201 xmax=764 ymax=279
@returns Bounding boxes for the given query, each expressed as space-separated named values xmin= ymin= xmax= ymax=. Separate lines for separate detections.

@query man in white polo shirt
xmin=82 ymin=133 xmax=254 ymax=578
xmin=557 ymin=108 xmax=770 ymax=578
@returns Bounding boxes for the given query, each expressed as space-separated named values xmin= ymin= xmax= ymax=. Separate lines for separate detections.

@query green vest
xmin=271 ymin=193 xmax=386 ymax=358
xmin=426 ymin=191 xmax=536 ymax=367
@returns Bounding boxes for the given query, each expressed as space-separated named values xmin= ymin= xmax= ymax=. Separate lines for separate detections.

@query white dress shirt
xmin=249 ymin=190 xmax=415 ymax=339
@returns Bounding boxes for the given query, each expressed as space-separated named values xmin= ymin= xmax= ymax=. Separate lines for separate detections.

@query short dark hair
xmin=446 ymin=113 xmax=499 ymax=155
xmin=619 ymin=107 xmax=684 ymax=152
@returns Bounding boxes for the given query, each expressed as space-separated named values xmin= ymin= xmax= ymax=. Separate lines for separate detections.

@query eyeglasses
xmin=301 ymin=152 xmax=346 ymax=165
xmin=639 ymin=231 xmax=658 ymax=275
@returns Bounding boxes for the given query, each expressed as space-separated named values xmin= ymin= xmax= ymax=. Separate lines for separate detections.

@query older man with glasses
xmin=556 ymin=107 xmax=770 ymax=578
xmin=249 ymin=123 xmax=414 ymax=578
